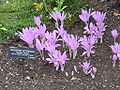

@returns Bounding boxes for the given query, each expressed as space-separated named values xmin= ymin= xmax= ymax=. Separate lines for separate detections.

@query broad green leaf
xmin=0 ymin=28 xmax=8 ymax=31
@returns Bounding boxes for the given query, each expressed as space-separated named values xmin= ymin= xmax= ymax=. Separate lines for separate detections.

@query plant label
xmin=8 ymin=46 xmax=37 ymax=59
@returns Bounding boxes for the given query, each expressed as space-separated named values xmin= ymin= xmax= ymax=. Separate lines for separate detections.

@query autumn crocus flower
xmin=63 ymin=34 xmax=80 ymax=59
xmin=79 ymin=9 xmax=91 ymax=23
xmin=80 ymin=35 xmax=96 ymax=57
xmin=46 ymin=50 xmax=69 ymax=71
xmin=34 ymin=16 xmax=41 ymax=27
xmin=35 ymin=38 xmax=45 ymax=60
xmin=91 ymin=11 xmax=106 ymax=23
xmin=91 ymin=67 xmax=97 ymax=79
xmin=35 ymin=38 xmax=45 ymax=51
xmin=94 ymin=23 xmax=106 ymax=43
xmin=81 ymin=61 xmax=92 ymax=75
xmin=18 ymin=27 xmax=35 ymax=47
xmin=44 ymin=41 xmax=61 ymax=54
xmin=111 ymin=29 xmax=118 ymax=43
xmin=50 ymin=10 xmax=61 ymax=21
xmin=112 ymin=54 xmax=118 ymax=67
xmin=45 ymin=30 xmax=59 ymax=45
xmin=50 ymin=11 xmax=66 ymax=24
xmin=84 ymin=22 xmax=96 ymax=35
xmin=110 ymin=43 xmax=120 ymax=60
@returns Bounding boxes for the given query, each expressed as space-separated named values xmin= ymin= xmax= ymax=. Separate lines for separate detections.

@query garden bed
xmin=0 ymin=1 xmax=120 ymax=90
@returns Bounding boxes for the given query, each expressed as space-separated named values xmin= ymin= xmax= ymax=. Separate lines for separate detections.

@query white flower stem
xmin=73 ymin=50 xmax=77 ymax=59
xmin=69 ymin=48 xmax=72 ymax=58
xmin=100 ymin=37 xmax=103 ymax=43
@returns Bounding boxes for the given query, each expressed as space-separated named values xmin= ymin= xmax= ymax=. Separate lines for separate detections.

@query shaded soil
xmin=0 ymin=1 xmax=120 ymax=90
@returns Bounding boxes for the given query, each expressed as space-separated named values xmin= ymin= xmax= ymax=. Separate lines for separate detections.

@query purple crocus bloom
xmin=45 ymin=30 xmax=59 ymax=45
xmin=112 ymin=54 xmax=118 ymax=67
xmin=35 ymin=38 xmax=45 ymax=51
xmin=79 ymin=9 xmax=91 ymax=23
xmin=44 ymin=41 xmax=61 ymax=54
xmin=81 ymin=44 xmax=95 ymax=57
xmin=67 ymin=34 xmax=80 ymax=51
xmin=80 ymin=35 xmax=96 ymax=57
xmin=109 ymin=43 xmax=120 ymax=54
xmin=50 ymin=11 xmax=66 ymax=24
xmin=91 ymin=67 xmax=97 ymax=79
xmin=110 ymin=43 xmax=120 ymax=59
xmin=111 ymin=29 xmax=118 ymax=41
xmin=84 ymin=22 xmax=96 ymax=35
xmin=18 ymin=27 xmax=35 ymax=47
xmin=50 ymin=10 xmax=61 ymax=21
xmin=38 ymin=24 xmax=46 ymax=37
xmin=81 ymin=61 xmax=92 ymax=75
xmin=57 ymin=24 xmax=67 ymax=37
xmin=112 ymin=54 xmax=118 ymax=61
xmin=46 ymin=50 xmax=69 ymax=71
xmin=34 ymin=16 xmax=41 ymax=27
xmin=59 ymin=12 xmax=66 ymax=25
xmin=91 ymin=11 xmax=106 ymax=23
xmin=92 ymin=67 xmax=97 ymax=74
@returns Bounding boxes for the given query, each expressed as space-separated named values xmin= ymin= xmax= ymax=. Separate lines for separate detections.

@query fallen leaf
xmin=113 ymin=13 xmax=120 ymax=16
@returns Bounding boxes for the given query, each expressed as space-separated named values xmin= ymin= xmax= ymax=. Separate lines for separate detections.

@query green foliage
xmin=53 ymin=0 xmax=67 ymax=12
xmin=0 ymin=0 xmax=86 ymax=43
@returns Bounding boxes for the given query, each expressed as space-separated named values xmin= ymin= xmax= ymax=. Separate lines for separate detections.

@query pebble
xmin=26 ymin=76 xmax=30 ymax=80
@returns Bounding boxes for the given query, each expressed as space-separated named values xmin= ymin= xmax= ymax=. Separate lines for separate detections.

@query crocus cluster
xmin=46 ymin=50 xmax=69 ymax=71
xmin=79 ymin=9 xmax=107 ymax=43
xmin=17 ymin=10 xmax=99 ymax=78
xmin=50 ymin=10 xmax=80 ymax=59
xmin=80 ymin=35 xmax=96 ymax=57
xmin=110 ymin=42 xmax=120 ymax=67
xmin=110 ymin=29 xmax=119 ymax=67
xmin=17 ymin=15 xmax=69 ymax=71
xmin=81 ymin=61 xmax=97 ymax=78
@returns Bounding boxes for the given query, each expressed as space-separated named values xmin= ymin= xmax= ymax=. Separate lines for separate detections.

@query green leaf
xmin=53 ymin=7 xmax=59 ymax=11
xmin=0 ymin=24 xmax=2 ymax=27
xmin=0 ymin=28 xmax=8 ymax=32
xmin=61 ymin=6 xmax=67 ymax=10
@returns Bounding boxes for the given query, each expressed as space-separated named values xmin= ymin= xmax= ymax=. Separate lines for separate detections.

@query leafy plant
xmin=53 ymin=0 xmax=67 ymax=12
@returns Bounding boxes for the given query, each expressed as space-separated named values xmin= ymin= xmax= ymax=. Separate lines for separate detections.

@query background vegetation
xmin=0 ymin=0 xmax=86 ymax=43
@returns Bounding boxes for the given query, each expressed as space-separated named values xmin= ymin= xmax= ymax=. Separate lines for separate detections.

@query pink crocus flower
xmin=34 ymin=16 xmax=41 ymax=27
xmin=80 ymin=35 xmax=96 ymax=57
xmin=81 ymin=61 xmax=92 ymax=75
xmin=35 ymin=38 xmax=45 ymax=51
xmin=46 ymin=50 xmax=69 ymax=71
xmin=84 ymin=22 xmax=96 ymax=35
xmin=111 ymin=29 xmax=118 ymax=43
xmin=18 ymin=27 xmax=35 ymax=47
xmin=79 ymin=9 xmax=91 ymax=23
xmin=91 ymin=67 xmax=97 ymax=79
xmin=50 ymin=10 xmax=61 ymax=21
xmin=91 ymin=11 xmax=106 ymax=23
xmin=38 ymin=24 xmax=46 ymax=37
xmin=63 ymin=34 xmax=80 ymax=59
xmin=50 ymin=11 xmax=66 ymax=24
xmin=45 ymin=30 xmax=59 ymax=45
xmin=44 ymin=41 xmax=61 ymax=54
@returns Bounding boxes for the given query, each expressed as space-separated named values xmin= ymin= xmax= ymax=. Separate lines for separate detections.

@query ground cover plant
xmin=0 ymin=1 xmax=120 ymax=90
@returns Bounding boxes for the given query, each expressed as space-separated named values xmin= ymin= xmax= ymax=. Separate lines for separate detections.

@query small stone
xmin=70 ymin=77 xmax=77 ymax=81
xmin=5 ymin=85 xmax=8 ymax=88
xmin=26 ymin=76 xmax=30 ymax=80
xmin=103 ymin=84 xmax=106 ymax=88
